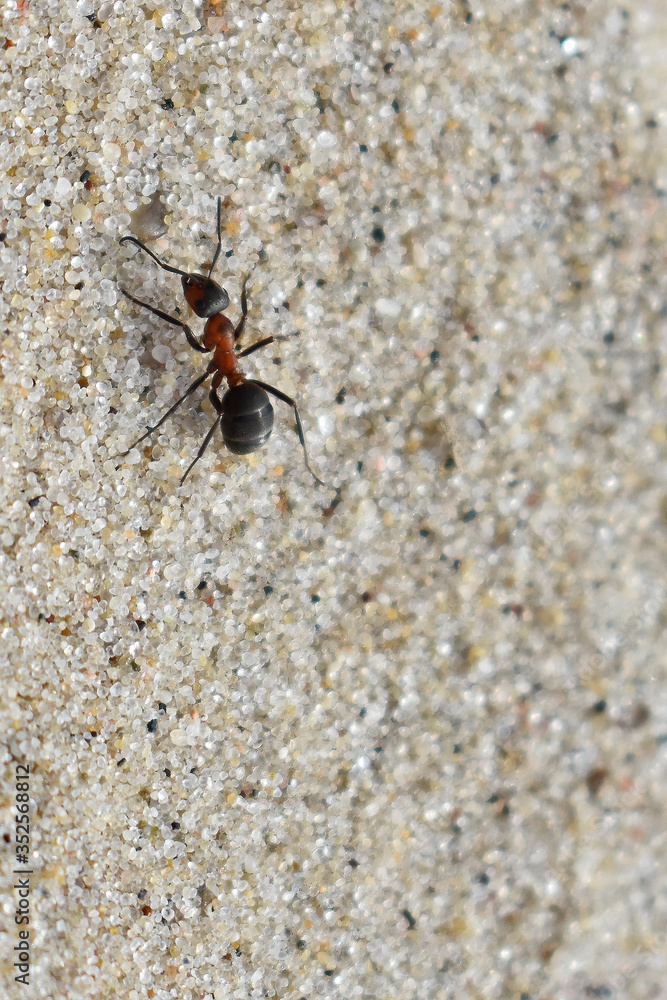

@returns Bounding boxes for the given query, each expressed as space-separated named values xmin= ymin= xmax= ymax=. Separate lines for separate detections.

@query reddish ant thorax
xmin=202 ymin=314 xmax=244 ymax=384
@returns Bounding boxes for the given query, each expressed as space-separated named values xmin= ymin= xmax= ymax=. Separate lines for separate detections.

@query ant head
xmin=182 ymin=274 xmax=230 ymax=317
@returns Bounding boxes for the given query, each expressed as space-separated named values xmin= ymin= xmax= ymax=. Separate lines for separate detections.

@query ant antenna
xmin=208 ymin=197 xmax=223 ymax=278
xmin=119 ymin=236 xmax=193 ymax=279
xmin=121 ymin=197 xmax=224 ymax=280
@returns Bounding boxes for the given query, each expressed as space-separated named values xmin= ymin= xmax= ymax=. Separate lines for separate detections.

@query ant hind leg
xmin=179 ymin=384 xmax=224 ymax=486
xmin=118 ymin=370 xmax=210 ymax=458
xmin=250 ymin=379 xmax=326 ymax=486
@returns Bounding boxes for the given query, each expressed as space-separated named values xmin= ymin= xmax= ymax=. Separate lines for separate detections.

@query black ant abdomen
xmin=221 ymin=383 xmax=274 ymax=455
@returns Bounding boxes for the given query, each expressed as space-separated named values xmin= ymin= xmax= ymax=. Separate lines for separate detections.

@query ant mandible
xmin=117 ymin=198 xmax=326 ymax=487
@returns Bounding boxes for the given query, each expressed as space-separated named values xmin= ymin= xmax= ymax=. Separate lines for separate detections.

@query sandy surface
xmin=1 ymin=2 xmax=666 ymax=998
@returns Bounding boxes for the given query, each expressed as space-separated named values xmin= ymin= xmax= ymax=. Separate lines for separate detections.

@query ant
xmin=117 ymin=198 xmax=326 ymax=487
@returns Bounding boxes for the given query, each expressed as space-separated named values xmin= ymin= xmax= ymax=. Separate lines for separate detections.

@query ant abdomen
xmin=221 ymin=383 xmax=274 ymax=455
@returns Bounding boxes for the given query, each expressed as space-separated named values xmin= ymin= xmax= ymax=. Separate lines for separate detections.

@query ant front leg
xmin=250 ymin=379 xmax=326 ymax=487
xmin=120 ymin=289 xmax=207 ymax=354
xmin=237 ymin=336 xmax=274 ymax=359
xmin=233 ymin=276 xmax=250 ymax=343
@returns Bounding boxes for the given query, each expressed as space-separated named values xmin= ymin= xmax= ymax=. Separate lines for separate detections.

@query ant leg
xmin=233 ymin=276 xmax=250 ymax=342
xmin=119 ymin=236 xmax=192 ymax=280
xmin=179 ymin=416 xmax=221 ymax=485
xmin=250 ymin=379 xmax=326 ymax=486
xmin=180 ymin=385 xmax=224 ymax=485
xmin=237 ymin=336 xmax=274 ymax=358
xmin=208 ymin=197 xmax=223 ymax=278
xmin=121 ymin=288 xmax=207 ymax=354
xmin=119 ymin=370 xmax=211 ymax=457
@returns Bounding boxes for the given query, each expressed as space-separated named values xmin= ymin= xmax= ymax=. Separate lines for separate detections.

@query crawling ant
xmin=117 ymin=198 xmax=325 ymax=486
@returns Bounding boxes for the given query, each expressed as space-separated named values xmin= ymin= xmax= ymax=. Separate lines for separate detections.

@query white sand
xmin=1 ymin=2 xmax=666 ymax=998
